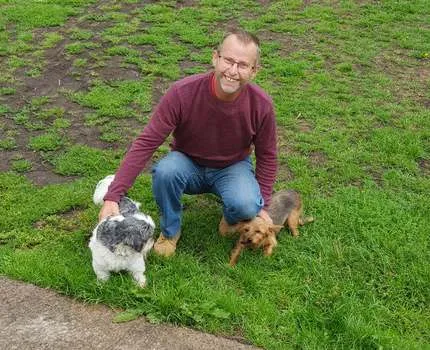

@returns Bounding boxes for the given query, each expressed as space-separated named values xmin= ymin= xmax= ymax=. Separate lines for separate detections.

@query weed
xmin=72 ymin=58 xmax=88 ymax=68
xmin=7 ymin=56 xmax=27 ymax=69
xmin=11 ymin=159 xmax=32 ymax=173
xmin=0 ymin=87 xmax=16 ymax=95
xmin=72 ymin=79 xmax=153 ymax=118
xmin=65 ymin=41 xmax=100 ymax=55
xmin=52 ymin=118 xmax=72 ymax=129
xmin=37 ymin=107 xmax=65 ymax=120
xmin=0 ymin=137 xmax=17 ymax=150
xmin=52 ymin=144 xmax=120 ymax=176
xmin=25 ymin=67 xmax=41 ymax=78
xmin=42 ymin=32 xmax=63 ymax=48
xmin=30 ymin=96 xmax=50 ymax=108
xmin=69 ymin=28 xmax=93 ymax=41
xmin=28 ymin=133 xmax=63 ymax=152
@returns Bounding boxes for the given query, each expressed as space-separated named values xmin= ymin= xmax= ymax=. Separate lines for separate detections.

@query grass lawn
xmin=1 ymin=0 xmax=429 ymax=349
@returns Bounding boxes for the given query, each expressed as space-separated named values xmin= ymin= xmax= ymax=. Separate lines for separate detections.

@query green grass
xmin=0 ymin=0 xmax=429 ymax=349
xmin=71 ymin=78 xmax=153 ymax=118
xmin=29 ymin=132 xmax=64 ymax=152
xmin=11 ymin=158 xmax=32 ymax=173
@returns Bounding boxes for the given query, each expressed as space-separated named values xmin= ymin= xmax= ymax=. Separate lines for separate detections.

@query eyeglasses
xmin=217 ymin=53 xmax=255 ymax=73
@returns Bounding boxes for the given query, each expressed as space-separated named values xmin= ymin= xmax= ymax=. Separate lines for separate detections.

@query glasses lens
xmin=220 ymin=55 xmax=252 ymax=73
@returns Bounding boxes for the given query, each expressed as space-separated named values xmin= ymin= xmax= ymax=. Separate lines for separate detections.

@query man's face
xmin=212 ymin=35 xmax=258 ymax=98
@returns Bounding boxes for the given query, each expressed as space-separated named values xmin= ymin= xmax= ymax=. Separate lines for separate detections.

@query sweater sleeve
xmin=254 ymin=105 xmax=278 ymax=208
xmin=103 ymin=85 xmax=181 ymax=203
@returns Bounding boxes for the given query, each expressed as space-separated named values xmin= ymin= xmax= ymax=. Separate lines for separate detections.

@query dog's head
xmin=96 ymin=213 xmax=155 ymax=253
xmin=236 ymin=217 xmax=283 ymax=248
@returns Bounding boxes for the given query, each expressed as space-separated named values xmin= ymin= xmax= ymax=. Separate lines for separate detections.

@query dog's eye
xmin=255 ymin=230 xmax=261 ymax=234
xmin=243 ymin=227 xmax=250 ymax=232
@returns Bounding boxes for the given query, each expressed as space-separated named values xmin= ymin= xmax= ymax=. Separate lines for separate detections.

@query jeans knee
xmin=152 ymin=153 xmax=187 ymax=186
xmin=224 ymin=196 xmax=263 ymax=224
xmin=152 ymin=162 xmax=177 ymax=185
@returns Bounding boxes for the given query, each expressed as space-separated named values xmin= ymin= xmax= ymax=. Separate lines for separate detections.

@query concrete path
xmin=0 ymin=277 xmax=259 ymax=350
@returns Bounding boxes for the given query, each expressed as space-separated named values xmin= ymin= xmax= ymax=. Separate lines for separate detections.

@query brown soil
xmin=0 ymin=1 xmax=153 ymax=185
xmin=419 ymin=158 xmax=430 ymax=176
xmin=1 ymin=1 xmax=296 ymax=187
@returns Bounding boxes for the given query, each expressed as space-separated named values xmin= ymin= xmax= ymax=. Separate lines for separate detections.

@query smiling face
xmin=212 ymin=34 xmax=259 ymax=100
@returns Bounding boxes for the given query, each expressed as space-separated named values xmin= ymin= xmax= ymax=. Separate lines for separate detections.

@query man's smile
xmin=223 ymin=74 xmax=239 ymax=82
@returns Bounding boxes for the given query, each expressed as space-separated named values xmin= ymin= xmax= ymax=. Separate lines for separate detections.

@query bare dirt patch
xmin=374 ymin=52 xmax=430 ymax=107
xmin=256 ymin=0 xmax=271 ymax=6
xmin=175 ymin=0 xmax=198 ymax=8
xmin=309 ymin=151 xmax=327 ymax=167
xmin=33 ymin=207 xmax=87 ymax=231
xmin=0 ymin=2 xmax=161 ymax=186
xmin=418 ymin=158 xmax=430 ymax=176
xmin=297 ymin=118 xmax=313 ymax=133
xmin=98 ymin=57 xmax=141 ymax=81
xmin=277 ymin=163 xmax=295 ymax=183
xmin=1 ymin=1 xmax=312 ymax=188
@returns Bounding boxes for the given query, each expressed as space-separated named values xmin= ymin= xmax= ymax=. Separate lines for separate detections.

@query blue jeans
xmin=152 ymin=151 xmax=264 ymax=238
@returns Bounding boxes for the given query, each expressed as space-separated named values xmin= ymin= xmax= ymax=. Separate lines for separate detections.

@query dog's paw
xmin=135 ymin=278 xmax=147 ymax=288
xmin=95 ymin=271 xmax=110 ymax=282
xmin=137 ymin=280 xmax=147 ymax=288
xmin=263 ymin=247 xmax=274 ymax=256
xmin=133 ymin=273 xmax=147 ymax=288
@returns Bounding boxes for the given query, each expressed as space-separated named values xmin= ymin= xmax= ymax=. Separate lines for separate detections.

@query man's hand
xmin=98 ymin=200 xmax=120 ymax=222
xmin=257 ymin=208 xmax=273 ymax=224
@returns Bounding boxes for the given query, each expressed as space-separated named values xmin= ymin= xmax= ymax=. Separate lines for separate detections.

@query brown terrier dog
xmin=219 ymin=190 xmax=313 ymax=266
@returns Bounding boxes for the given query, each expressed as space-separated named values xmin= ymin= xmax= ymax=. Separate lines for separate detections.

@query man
xmin=99 ymin=29 xmax=278 ymax=257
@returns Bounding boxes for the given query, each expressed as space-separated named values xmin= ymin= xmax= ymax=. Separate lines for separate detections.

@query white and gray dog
xmin=89 ymin=175 xmax=155 ymax=287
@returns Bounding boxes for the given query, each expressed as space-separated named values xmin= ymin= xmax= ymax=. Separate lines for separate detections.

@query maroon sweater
xmin=104 ymin=72 xmax=278 ymax=207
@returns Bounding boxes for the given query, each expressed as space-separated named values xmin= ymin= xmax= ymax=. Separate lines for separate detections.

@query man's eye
xmin=238 ymin=63 xmax=250 ymax=70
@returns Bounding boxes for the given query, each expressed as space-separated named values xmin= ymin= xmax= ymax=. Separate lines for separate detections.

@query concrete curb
xmin=0 ymin=277 xmax=260 ymax=350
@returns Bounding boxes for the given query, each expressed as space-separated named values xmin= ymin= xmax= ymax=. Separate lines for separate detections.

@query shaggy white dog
xmin=89 ymin=175 xmax=155 ymax=287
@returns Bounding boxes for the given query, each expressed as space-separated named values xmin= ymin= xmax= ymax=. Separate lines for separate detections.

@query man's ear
xmin=212 ymin=50 xmax=219 ymax=68
xmin=249 ymin=60 xmax=260 ymax=80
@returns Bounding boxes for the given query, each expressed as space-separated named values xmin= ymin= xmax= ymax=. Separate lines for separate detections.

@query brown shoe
xmin=153 ymin=232 xmax=180 ymax=257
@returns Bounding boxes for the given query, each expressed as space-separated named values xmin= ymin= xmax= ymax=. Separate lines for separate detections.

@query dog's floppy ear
xmin=219 ymin=216 xmax=239 ymax=236
xmin=237 ymin=222 xmax=251 ymax=234
xmin=96 ymin=218 xmax=123 ymax=252
xmin=119 ymin=218 xmax=154 ymax=252
xmin=270 ymin=224 xmax=284 ymax=234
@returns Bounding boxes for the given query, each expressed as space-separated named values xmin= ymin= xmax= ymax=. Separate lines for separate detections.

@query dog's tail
xmin=93 ymin=175 xmax=115 ymax=205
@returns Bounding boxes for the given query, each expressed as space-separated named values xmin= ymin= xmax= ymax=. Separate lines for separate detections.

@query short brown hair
xmin=217 ymin=29 xmax=261 ymax=64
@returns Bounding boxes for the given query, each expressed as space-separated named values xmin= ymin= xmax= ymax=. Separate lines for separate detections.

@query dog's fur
xmin=219 ymin=190 xmax=314 ymax=266
xmin=89 ymin=175 xmax=155 ymax=287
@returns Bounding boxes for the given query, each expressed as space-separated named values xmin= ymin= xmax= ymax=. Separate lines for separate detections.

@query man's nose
xmin=227 ymin=62 xmax=239 ymax=75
